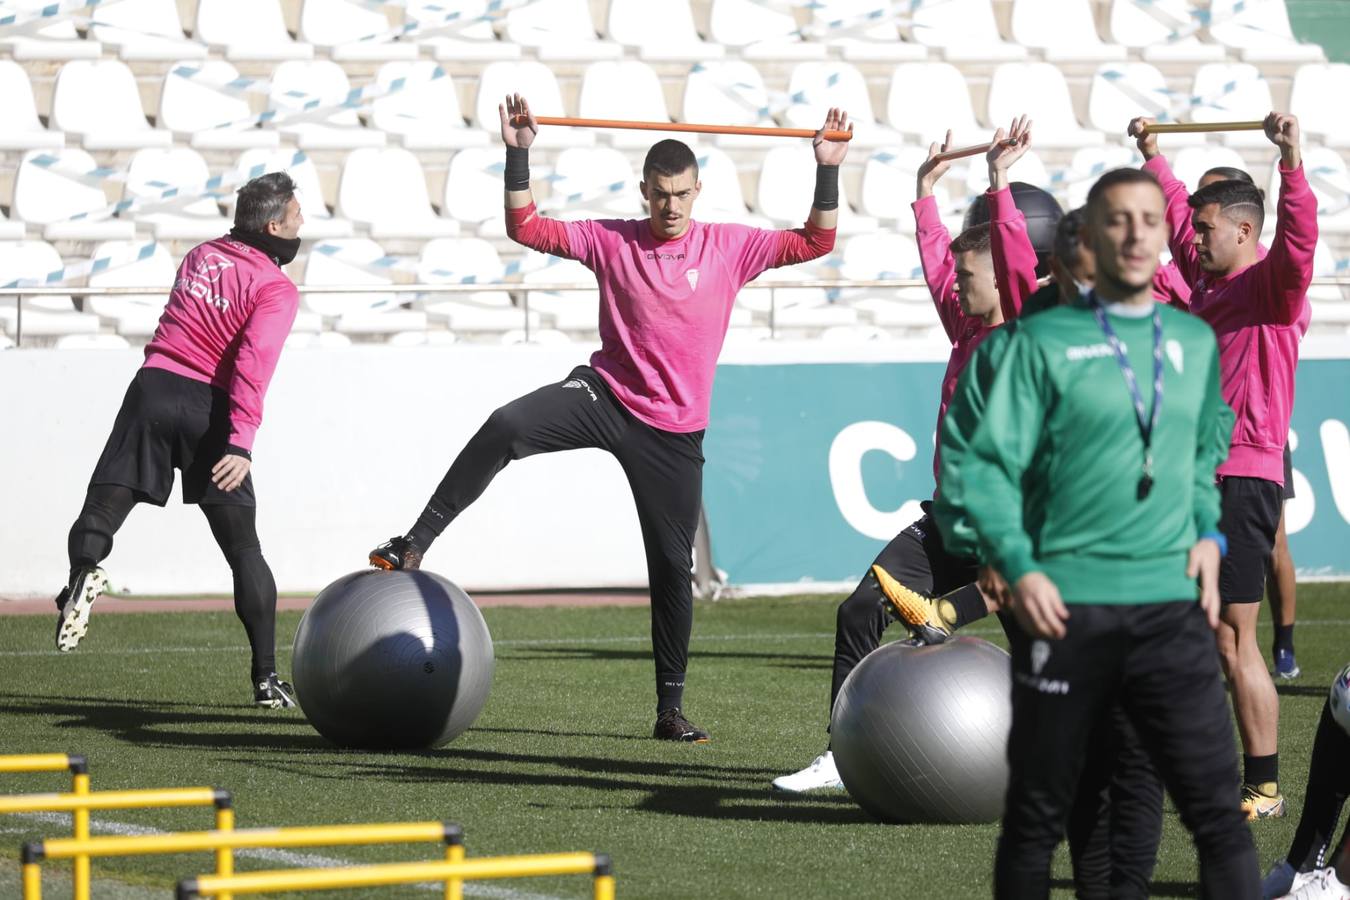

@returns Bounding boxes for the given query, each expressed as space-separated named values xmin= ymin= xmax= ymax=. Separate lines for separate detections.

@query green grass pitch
xmin=1 ymin=585 xmax=1347 ymax=898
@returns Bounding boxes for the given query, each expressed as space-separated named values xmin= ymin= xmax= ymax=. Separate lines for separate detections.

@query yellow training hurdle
xmin=0 ymin=754 xmax=91 ymax=898
xmin=3 ymin=786 xmax=233 ymax=900
xmin=175 ymin=851 xmax=616 ymax=898
xmin=24 ymin=821 xmax=465 ymax=900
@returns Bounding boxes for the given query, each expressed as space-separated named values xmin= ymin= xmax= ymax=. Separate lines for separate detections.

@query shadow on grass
xmin=1051 ymin=878 xmax=1197 ymax=898
xmin=498 ymin=645 xmax=830 ymax=671
xmin=1275 ymin=684 xmax=1332 ymax=698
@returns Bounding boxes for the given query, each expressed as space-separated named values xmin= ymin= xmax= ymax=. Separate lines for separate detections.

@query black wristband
xmin=813 ymin=164 xmax=839 ymax=211
xmin=505 ymin=145 xmax=530 ymax=192
xmin=227 ymin=445 xmax=252 ymax=461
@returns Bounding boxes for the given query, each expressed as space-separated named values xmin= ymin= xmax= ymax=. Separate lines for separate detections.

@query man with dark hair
xmin=1131 ymin=111 xmax=1317 ymax=820
xmin=369 ymin=93 xmax=848 ymax=743
xmin=772 ymin=116 xmax=1040 ymax=792
xmin=963 ymin=165 xmax=1255 ymax=899
xmin=55 ymin=172 xmax=304 ymax=708
xmin=1152 ymin=164 xmax=1260 ymax=309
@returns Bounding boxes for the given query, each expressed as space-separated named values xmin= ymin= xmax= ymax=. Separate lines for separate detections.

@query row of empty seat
xmin=0 ymin=0 xmax=1323 ymax=64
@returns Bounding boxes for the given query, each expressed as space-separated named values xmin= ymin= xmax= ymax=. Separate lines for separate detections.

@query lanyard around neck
xmin=1087 ymin=292 xmax=1163 ymax=500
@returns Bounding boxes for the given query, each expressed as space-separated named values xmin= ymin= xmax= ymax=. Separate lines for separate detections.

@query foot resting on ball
xmin=653 ymin=708 xmax=710 ymax=743
xmin=871 ymin=564 xmax=955 ymax=645
xmin=369 ymin=536 xmax=422 ymax=571
xmin=55 ymin=566 xmax=108 ymax=652
xmin=772 ymin=751 xmax=844 ymax=792
xmin=254 ymin=673 xmax=296 ymax=709
xmin=1242 ymin=782 xmax=1287 ymax=820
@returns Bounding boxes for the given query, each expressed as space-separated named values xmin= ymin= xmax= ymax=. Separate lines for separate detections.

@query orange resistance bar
xmin=514 ymin=114 xmax=853 ymax=141
xmin=930 ymin=138 xmax=1018 ymax=163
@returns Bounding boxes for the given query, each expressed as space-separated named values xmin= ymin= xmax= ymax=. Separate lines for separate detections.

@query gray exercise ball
xmin=831 ymin=636 xmax=1011 ymax=824
xmin=292 ymin=569 xmax=494 ymax=750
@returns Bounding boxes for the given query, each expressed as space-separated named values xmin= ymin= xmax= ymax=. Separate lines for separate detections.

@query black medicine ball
xmin=964 ymin=181 xmax=1063 ymax=279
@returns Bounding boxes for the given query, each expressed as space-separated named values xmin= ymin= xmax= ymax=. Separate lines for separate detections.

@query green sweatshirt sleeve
xmin=1193 ymin=343 xmax=1234 ymax=538
xmin=963 ymin=328 xmax=1054 ymax=584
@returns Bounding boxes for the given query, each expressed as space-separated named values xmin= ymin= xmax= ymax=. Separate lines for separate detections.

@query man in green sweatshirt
xmin=962 ymin=167 xmax=1257 ymax=899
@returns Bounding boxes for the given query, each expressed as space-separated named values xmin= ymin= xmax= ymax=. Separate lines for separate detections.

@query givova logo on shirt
xmin=175 ymin=252 xmax=235 ymax=313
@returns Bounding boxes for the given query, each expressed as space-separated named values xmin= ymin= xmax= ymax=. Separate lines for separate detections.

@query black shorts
xmin=886 ymin=500 xmax=980 ymax=596
xmin=1282 ymin=444 xmax=1295 ymax=501
xmin=89 ymin=367 xmax=255 ymax=507
xmin=1217 ymin=476 xmax=1282 ymax=604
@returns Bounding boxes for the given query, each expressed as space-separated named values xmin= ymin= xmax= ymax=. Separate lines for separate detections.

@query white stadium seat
xmin=285 ymin=331 xmax=352 ymax=349
xmin=1290 ymin=65 xmax=1350 ymax=147
xmin=417 ymin=238 xmax=539 ymax=334
xmin=85 ymin=241 xmax=176 ymax=337
xmin=124 ymin=148 xmax=230 ymax=241
xmin=755 ymin=145 xmax=877 ymax=235
xmin=407 ymin=0 xmax=521 ymax=61
xmin=782 ymin=62 xmax=903 ymax=149
xmin=543 ymin=148 xmax=643 ymax=218
xmin=840 ymin=233 xmax=929 ymax=302
xmin=302 ymin=238 xmax=426 ymax=335
xmin=1062 ymin=145 xmax=1141 ymax=208
xmin=229 ymin=149 xmax=354 ymax=239
xmin=1169 ymin=146 xmax=1250 ymax=192
xmin=0 ymin=209 xmax=23 ymax=240
xmin=1107 ymin=0 xmax=1225 ymax=62
xmin=1188 ymin=64 xmax=1276 ymax=149
xmin=960 ymin=149 xmax=1052 ymax=201
xmin=1311 ymin=238 xmax=1345 ymax=301
xmin=885 ymin=62 xmax=986 ymax=148
xmin=911 ymin=0 xmax=1028 ymax=62
xmin=681 ymin=61 xmax=779 ymax=149
xmin=577 ymin=61 xmax=675 ymax=150
xmin=708 ymin=0 xmax=827 ymax=59
xmin=1011 ymin=0 xmax=1126 ymax=62
xmin=12 ymin=149 xmax=136 ymax=242
xmin=0 ymin=0 xmax=102 ymax=59
xmin=521 ymin=252 xmax=598 ymax=332
xmin=370 ymin=62 xmax=488 ymax=151
xmin=159 ymin=61 xmax=280 ymax=151
xmin=504 ymin=0 xmax=621 ymax=60
xmin=988 ymin=64 xmax=1105 ymax=149
xmin=443 ymin=148 xmax=507 ymax=234
xmin=807 ymin=0 xmax=928 ymax=61
xmin=0 ymin=60 xmax=64 ymax=150
xmin=299 ymin=0 xmax=418 ymax=60
xmin=1280 ymin=147 xmax=1350 ymax=234
xmin=89 ymin=0 xmax=205 ymax=61
xmin=474 ymin=61 xmax=593 ymax=149
xmin=336 ymin=147 xmax=460 ymax=239
xmin=387 ymin=330 xmax=458 ymax=347
xmin=1086 ymin=63 xmax=1203 ymax=147
xmin=1208 ymin=0 xmax=1324 ymax=63
xmin=50 ymin=60 xmax=173 ymax=151
xmin=606 ymin=0 xmax=723 ymax=61
xmin=195 ymin=0 xmax=314 ymax=60
xmin=693 ymin=146 xmax=765 ymax=224
xmin=0 ymin=240 xmax=101 ymax=338
xmin=858 ymin=146 xmax=942 ymax=224
xmin=56 ymin=334 xmax=132 ymax=350
xmin=737 ymin=263 xmax=838 ymax=320
xmin=267 ymin=61 xmax=386 ymax=150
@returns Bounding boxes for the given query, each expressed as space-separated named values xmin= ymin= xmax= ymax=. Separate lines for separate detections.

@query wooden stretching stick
xmin=1141 ymin=120 xmax=1265 ymax=134
xmin=511 ymin=115 xmax=853 ymax=141
xmin=930 ymin=139 xmax=1018 ymax=163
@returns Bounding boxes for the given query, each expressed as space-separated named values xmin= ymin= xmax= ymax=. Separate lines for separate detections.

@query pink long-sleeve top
xmin=916 ymin=188 xmax=1038 ymax=484
xmin=1152 ymin=260 xmax=1193 ymax=309
xmin=1144 ymin=154 xmax=1316 ymax=484
xmin=506 ymin=203 xmax=835 ymax=432
xmin=142 ymin=236 xmax=299 ymax=451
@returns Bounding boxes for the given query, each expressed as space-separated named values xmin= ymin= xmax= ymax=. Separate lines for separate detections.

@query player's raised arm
xmin=1130 ymin=116 xmax=1203 ymax=288
xmin=500 ymin=93 xmax=537 ymax=210
xmin=1258 ymin=111 xmax=1318 ymax=325
xmin=808 ymin=107 xmax=850 ymax=230
xmin=986 ymin=115 xmax=1039 ymax=320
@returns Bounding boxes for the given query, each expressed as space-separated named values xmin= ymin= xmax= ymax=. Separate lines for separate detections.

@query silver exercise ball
xmin=830 ymin=636 xmax=1011 ymax=824
xmin=292 ymin=569 xmax=494 ymax=750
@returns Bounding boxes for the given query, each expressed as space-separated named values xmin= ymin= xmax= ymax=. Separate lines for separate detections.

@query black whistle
xmin=1137 ymin=475 xmax=1154 ymax=500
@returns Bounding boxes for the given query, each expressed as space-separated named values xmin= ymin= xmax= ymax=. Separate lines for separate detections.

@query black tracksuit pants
xmin=1285 ymin=701 xmax=1350 ymax=872
xmin=412 ymin=366 xmax=704 ymax=712
xmin=996 ymin=601 xmax=1259 ymax=900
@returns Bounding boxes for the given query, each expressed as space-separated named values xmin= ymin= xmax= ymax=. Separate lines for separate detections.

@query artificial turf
xmin=0 ymin=585 xmax=1347 ymax=898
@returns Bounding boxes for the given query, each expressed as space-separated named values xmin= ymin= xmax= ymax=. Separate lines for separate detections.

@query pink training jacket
xmin=1152 ymin=261 xmax=1192 ymax=309
xmin=142 ymin=236 xmax=299 ymax=452
xmin=916 ymin=188 xmax=1038 ymax=485
xmin=1145 ymin=154 xmax=1316 ymax=485
xmin=506 ymin=203 xmax=835 ymax=432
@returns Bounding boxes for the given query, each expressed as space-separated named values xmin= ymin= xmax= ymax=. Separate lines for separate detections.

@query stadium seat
xmin=782 ymin=62 xmax=903 ymax=149
xmin=1169 ymin=145 xmax=1249 ymax=191
xmin=0 ymin=1 xmax=102 ymax=59
xmin=267 ymin=61 xmax=386 ymax=150
xmin=159 ymin=61 xmax=279 ymax=150
xmin=885 ymin=62 xmax=986 ymax=147
xmin=336 ymin=147 xmax=460 ymax=239
xmin=195 ymin=0 xmax=314 ymax=60
xmin=89 ymin=0 xmax=205 ymax=61
xmin=840 ymin=232 xmax=929 ymax=301
xmin=285 ymin=330 xmax=352 ymax=348
xmin=417 ymin=238 xmax=539 ymax=334
xmin=0 ymin=334 xmax=12 ymax=349
xmin=229 ymin=149 xmax=354 ymax=238
xmin=1062 ymin=145 xmax=1141 ymax=208
xmin=298 ymin=0 xmax=418 ymax=60
xmin=387 ymin=329 xmax=459 ymax=346
xmin=911 ymin=0 xmax=1028 ymax=61
xmin=577 ymin=61 xmax=675 ymax=149
xmin=542 ymin=148 xmax=643 ymax=218
xmin=988 ymin=64 xmax=1104 ymax=149
xmin=124 ymin=148 xmax=230 ymax=240
xmin=960 ymin=149 xmax=1052 ymax=200
xmin=50 ymin=60 xmax=173 ymax=151
xmin=302 ymin=238 xmax=426 ymax=334
xmin=473 ymin=61 xmax=593 ymax=148
xmin=806 ymin=0 xmax=928 ymax=61
xmin=501 ymin=327 xmax=571 ymax=345
xmin=681 ymin=61 xmax=780 ymax=149
xmin=1208 ymin=0 xmax=1325 ymax=63
xmin=55 ymin=334 xmax=132 ymax=349
xmin=735 ymin=262 xmax=835 ymax=316
xmin=1290 ymin=64 xmax=1350 ymax=147
xmin=1107 ymin=0 xmax=1225 ymax=62
xmin=1011 ymin=0 xmax=1125 ymax=61
xmin=12 ymin=149 xmax=136 ymax=241
xmin=708 ymin=0 xmax=828 ymax=59
xmin=755 ymin=145 xmax=877 ymax=235
xmin=1086 ymin=63 xmax=1203 ymax=147
xmin=0 ymin=60 xmax=64 ymax=150
xmin=858 ymin=146 xmax=940 ymax=224
xmin=504 ymin=0 xmax=621 ymax=60
xmin=407 ymin=0 xmax=522 ymax=61
xmin=0 ymin=240 xmax=101 ymax=338
xmin=0 ymin=209 xmax=23 ymax=240
xmin=443 ymin=148 xmax=506 ymax=233
xmin=370 ymin=62 xmax=488 ymax=151
xmin=693 ymin=146 xmax=765 ymax=224
xmin=606 ymin=0 xmax=723 ymax=61
xmin=85 ymin=240 xmax=175 ymax=336
xmin=520 ymin=252 xmax=598 ymax=332
xmin=1310 ymin=238 xmax=1346 ymax=302
xmin=1188 ymin=64 xmax=1276 ymax=149
xmin=1279 ymin=147 xmax=1350 ymax=234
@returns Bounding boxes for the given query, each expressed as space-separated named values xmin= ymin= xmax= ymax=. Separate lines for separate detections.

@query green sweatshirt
xmin=934 ymin=285 xmax=1061 ymax=559
xmin=962 ymin=299 xmax=1235 ymax=604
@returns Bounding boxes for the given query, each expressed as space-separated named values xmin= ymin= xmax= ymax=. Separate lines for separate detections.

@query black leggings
xmin=1286 ymin=702 xmax=1350 ymax=872
xmin=408 ymin=366 xmax=704 ymax=714
xmin=68 ymin=484 xmax=278 ymax=681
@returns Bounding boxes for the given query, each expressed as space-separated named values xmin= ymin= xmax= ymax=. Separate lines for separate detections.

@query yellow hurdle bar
xmin=177 ymin=851 xmax=614 ymax=898
xmin=0 ymin=753 xmax=91 ymax=897
xmin=1141 ymin=120 xmax=1265 ymax=134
